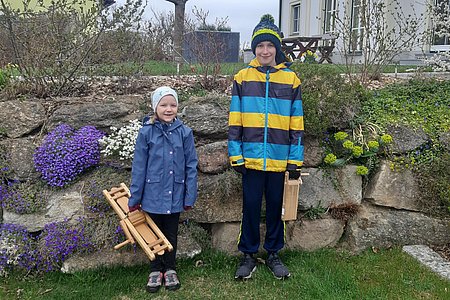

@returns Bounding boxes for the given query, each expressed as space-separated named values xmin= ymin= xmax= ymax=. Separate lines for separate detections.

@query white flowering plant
xmin=99 ymin=119 xmax=142 ymax=160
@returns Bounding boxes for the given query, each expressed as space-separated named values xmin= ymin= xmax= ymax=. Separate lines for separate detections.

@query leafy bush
xmin=99 ymin=119 xmax=141 ymax=161
xmin=416 ymin=151 xmax=450 ymax=215
xmin=291 ymin=63 xmax=369 ymax=137
xmin=359 ymin=79 xmax=450 ymax=136
xmin=0 ymin=63 xmax=18 ymax=90
xmin=33 ymin=124 xmax=105 ymax=187
xmin=0 ymin=69 xmax=7 ymax=90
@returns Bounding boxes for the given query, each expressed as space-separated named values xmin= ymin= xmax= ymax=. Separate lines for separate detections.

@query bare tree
xmin=165 ymin=0 xmax=188 ymax=59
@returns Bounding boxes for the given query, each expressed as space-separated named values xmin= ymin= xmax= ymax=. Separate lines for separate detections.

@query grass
xmin=89 ymin=61 xmax=247 ymax=76
xmin=85 ymin=60 xmax=430 ymax=77
xmin=1 ymin=247 xmax=448 ymax=300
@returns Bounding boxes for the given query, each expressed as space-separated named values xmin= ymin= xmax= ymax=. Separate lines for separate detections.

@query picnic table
xmin=281 ymin=33 xmax=336 ymax=64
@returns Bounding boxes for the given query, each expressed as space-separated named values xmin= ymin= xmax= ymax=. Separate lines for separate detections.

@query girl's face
xmin=156 ymin=95 xmax=178 ymax=123
xmin=255 ymin=41 xmax=277 ymax=67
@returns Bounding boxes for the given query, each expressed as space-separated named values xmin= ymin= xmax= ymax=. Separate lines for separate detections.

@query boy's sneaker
xmin=164 ymin=269 xmax=181 ymax=291
xmin=266 ymin=253 xmax=290 ymax=279
xmin=234 ymin=253 xmax=257 ymax=280
xmin=146 ymin=271 xmax=163 ymax=293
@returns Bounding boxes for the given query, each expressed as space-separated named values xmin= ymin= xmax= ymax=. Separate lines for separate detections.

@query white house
xmin=278 ymin=0 xmax=449 ymax=65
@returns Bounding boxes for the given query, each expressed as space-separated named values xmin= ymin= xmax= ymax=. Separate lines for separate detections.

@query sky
xmin=114 ymin=0 xmax=279 ymax=46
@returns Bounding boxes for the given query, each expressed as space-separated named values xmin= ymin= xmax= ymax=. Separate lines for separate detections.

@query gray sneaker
xmin=164 ymin=269 xmax=181 ymax=291
xmin=146 ymin=271 xmax=163 ymax=293
xmin=266 ymin=253 xmax=290 ymax=279
xmin=234 ymin=253 xmax=257 ymax=280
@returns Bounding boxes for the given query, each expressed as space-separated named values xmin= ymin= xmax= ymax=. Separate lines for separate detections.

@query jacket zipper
xmin=263 ymin=69 xmax=270 ymax=170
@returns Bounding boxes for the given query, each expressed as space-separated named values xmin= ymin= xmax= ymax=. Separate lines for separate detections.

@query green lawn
xmin=85 ymin=60 xmax=429 ymax=77
xmin=1 ymin=247 xmax=448 ymax=300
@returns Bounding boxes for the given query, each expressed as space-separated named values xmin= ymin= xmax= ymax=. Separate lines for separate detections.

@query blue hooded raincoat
xmin=128 ymin=117 xmax=198 ymax=214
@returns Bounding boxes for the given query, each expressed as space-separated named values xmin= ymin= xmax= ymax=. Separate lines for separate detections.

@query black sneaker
xmin=266 ymin=253 xmax=290 ymax=279
xmin=234 ymin=253 xmax=257 ymax=280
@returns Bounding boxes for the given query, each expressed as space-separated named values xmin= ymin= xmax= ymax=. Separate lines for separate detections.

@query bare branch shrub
xmin=185 ymin=6 xmax=231 ymax=90
xmin=0 ymin=0 xmax=147 ymax=96
xmin=333 ymin=0 xmax=428 ymax=85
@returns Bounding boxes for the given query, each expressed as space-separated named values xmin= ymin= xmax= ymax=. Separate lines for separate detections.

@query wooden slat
xmin=111 ymin=191 xmax=129 ymax=200
xmin=147 ymin=238 xmax=165 ymax=249
xmin=116 ymin=197 xmax=129 ymax=213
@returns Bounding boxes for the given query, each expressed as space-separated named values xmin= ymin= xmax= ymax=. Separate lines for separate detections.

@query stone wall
xmin=1 ymin=78 xmax=449 ymax=273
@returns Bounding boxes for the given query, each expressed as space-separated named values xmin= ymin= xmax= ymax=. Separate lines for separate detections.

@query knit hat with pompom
xmin=251 ymin=14 xmax=287 ymax=64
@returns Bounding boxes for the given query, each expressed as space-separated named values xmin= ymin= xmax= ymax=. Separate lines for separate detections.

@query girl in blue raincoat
xmin=128 ymin=86 xmax=198 ymax=293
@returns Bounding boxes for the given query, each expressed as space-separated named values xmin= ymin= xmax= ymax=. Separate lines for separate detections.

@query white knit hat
xmin=151 ymin=86 xmax=178 ymax=109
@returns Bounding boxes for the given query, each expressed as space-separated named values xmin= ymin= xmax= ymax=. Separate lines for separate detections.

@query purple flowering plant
xmin=33 ymin=124 xmax=105 ymax=187
xmin=0 ymin=180 xmax=48 ymax=214
xmin=0 ymin=217 xmax=127 ymax=275
xmin=0 ymin=223 xmax=36 ymax=276
xmin=35 ymin=218 xmax=95 ymax=272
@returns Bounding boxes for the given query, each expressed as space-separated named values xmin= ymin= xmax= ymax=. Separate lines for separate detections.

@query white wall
xmin=279 ymin=0 xmax=434 ymax=64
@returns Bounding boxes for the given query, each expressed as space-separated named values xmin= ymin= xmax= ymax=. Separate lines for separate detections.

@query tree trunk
xmin=165 ymin=0 xmax=188 ymax=59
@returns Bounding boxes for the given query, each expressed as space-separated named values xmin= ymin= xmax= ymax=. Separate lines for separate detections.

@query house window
xmin=292 ymin=3 xmax=301 ymax=35
xmin=432 ymin=0 xmax=450 ymax=50
xmin=323 ymin=0 xmax=337 ymax=34
xmin=350 ymin=0 xmax=364 ymax=53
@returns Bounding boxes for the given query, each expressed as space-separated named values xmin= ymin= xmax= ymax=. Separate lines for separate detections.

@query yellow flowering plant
xmin=300 ymin=50 xmax=318 ymax=64
xmin=323 ymin=129 xmax=393 ymax=176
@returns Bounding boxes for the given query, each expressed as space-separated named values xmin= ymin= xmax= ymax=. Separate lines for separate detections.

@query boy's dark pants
xmin=238 ymin=169 xmax=285 ymax=254
xmin=148 ymin=212 xmax=180 ymax=272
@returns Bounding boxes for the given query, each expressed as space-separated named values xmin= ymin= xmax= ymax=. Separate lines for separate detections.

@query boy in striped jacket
xmin=228 ymin=14 xmax=304 ymax=280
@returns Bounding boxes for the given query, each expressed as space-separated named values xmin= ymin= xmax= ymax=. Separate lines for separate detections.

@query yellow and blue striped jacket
xmin=228 ymin=58 xmax=304 ymax=172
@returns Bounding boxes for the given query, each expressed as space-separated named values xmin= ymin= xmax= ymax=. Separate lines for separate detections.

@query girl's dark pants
xmin=148 ymin=212 xmax=180 ymax=272
xmin=238 ymin=169 xmax=285 ymax=254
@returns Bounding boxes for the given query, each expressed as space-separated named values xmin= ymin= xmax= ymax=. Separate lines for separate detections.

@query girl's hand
xmin=184 ymin=206 xmax=192 ymax=211
xmin=128 ymin=204 xmax=140 ymax=212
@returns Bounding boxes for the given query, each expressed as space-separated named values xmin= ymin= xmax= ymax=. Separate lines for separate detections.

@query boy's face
xmin=156 ymin=95 xmax=178 ymax=123
xmin=255 ymin=41 xmax=277 ymax=67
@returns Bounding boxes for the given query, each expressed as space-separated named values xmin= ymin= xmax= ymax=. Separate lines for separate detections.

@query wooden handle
xmin=114 ymin=240 xmax=132 ymax=250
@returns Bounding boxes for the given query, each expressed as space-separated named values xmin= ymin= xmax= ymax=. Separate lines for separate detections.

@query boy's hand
xmin=128 ymin=204 xmax=140 ymax=212
xmin=288 ymin=170 xmax=301 ymax=180
xmin=233 ymin=165 xmax=247 ymax=175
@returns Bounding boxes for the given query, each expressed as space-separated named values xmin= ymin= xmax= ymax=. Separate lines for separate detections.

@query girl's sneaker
xmin=164 ymin=269 xmax=181 ymax=291
xmin=146 ymin=271 xmax=163 ymax=293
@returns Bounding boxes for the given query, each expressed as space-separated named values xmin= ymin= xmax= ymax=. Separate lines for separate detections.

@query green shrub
xmin=0 ymin=69 xmax=8 ymax=89
xmin=416 ymin=151 xmax=450 ymax=215
xmin=359 ymin=79 xmax=450 ymax=136
xmin=291 ymin=63 xmax=369 ymax=137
